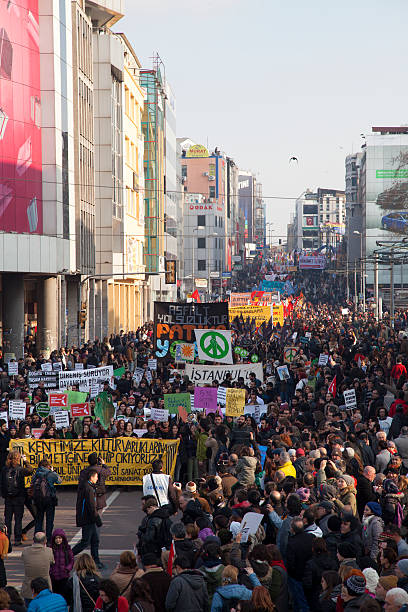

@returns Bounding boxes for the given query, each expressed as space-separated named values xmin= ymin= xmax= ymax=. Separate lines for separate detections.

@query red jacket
xmin=94 ymin=596 xmax=129 ymax=612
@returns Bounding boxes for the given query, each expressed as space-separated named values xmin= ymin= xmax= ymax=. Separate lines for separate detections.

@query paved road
xmin=2 ymin=487 xmax=145 ymax=587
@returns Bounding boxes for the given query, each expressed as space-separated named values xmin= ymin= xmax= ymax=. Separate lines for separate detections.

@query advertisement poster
xmin=153 ymin=302 xmax=229 ymax=361
xmin=0 ymin=0 xmax=43 ymax=233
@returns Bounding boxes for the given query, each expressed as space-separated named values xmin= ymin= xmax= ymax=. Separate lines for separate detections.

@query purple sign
xmin=194 ymin=386 xmax=218 ymax=415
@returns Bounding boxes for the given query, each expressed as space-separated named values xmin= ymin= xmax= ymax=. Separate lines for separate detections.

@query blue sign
xmin=222 ymin=272 xmax=232 ymax=278
xmin=262 ymin=280 xmax=284 ymax=291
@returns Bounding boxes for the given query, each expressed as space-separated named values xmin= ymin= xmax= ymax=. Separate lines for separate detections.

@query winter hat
xmin=397 ymin=559 xmax=408 ymax=577
xmin=296 ymin=487 xmax=311 ymax=501
xmin=318 ymin=501 xmax=334 ymax=512
xmin=296 ymin=448 xmax=305 ymax=457
xmin=340 ymin=474 xmax=354 ymax=487
xmin=319 ymin=483 xmax=337 ymax=500
xmin=366 ymin=501 xmax=382 ymax=517
xmin=378 ymin=575 xmax=398 ymax=591
xmin=327 ymin=515 xmax=342 ymax=532
xmin=186 ymin=481 xmax=197 ymax=493
xmin=337 ymin=542 xmax=357 ymax=559
xmin=346 ymin=574 xmax=366 ymax=596
xmin=363 ymin=568 xmax=379 ymax=593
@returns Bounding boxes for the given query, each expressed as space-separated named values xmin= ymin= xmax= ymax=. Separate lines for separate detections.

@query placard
xmin=53 ymin=362 xmax=63 ymax=372
xmin=148 ymin=359 xmax=157 ymax=371
xmin=70 ymin=403 xmax=91 ymax=418
xmin=54 ymin=411 xmax=70 ymax=429
xmin=75 ymin=363 xmax=84 ymax=370
xmin=11 ymin=438 xmax=180 ymax=485
xmin=48 ymin=393 xmax=68 ymax=409
xmin=343 ymin=389 xmax=357 ymax=409
xmin=186 ymin=363 xmax=263 ymax=385
xmin=151 ymin=408 xmax=169 ymax=422
xmin=0 ymin=411 xmax=8 ymax=425
xmin=41 ymin=363 xmax=53 ymax=372
xmin=226 ymin=389 xmax=246 ymax=417
xmin=194 ymin=387 xmax=218 ymax=415
xmin=9 ymin=400 xmax=26 ymax=421
xmin=164 ymin=393 xmax=191 ymax=415
xmin=28 ymin=371 xmax=58 ymax=390
xmin=318 ymin=354 xmax=329 ymax=366
xmin=276 ymin=365 xmax=290 ymax=381
xmin=7 ymin=362 xmax=18 ymax=376
xmin=217 ymin=386 xmax=227 ymax=406
xmin=239 ymin=511 xmax=264 ymax=543
xmin=58 ymin=365 xmax=113 ymax=389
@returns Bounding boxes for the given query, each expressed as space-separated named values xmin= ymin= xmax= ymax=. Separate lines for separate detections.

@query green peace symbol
xmin=200 ymin=331 xmax=229 ymax=360
xmin=251 ymin=354 xmax=259 ymax=363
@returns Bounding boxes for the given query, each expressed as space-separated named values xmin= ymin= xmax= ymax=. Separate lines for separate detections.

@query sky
xmin=118 ymin=0 xmax=408 ymax=243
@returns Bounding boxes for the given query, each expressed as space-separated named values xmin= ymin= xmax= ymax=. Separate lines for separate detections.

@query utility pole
xmin=374 ymin=252 xmax=378 ymax=321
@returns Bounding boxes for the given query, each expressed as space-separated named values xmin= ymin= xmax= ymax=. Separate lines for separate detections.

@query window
xmin=326 ymin=214 xmax=330 ymax=221
xmin=182 ymin=166 xmax=187 ymax=178
xmin=198 ymin=260 xmax=206 ymax=271
xmin=209 ymin=186 xmax=216 ymax=199
xmin=197 ymin=237 xmax=206 ymax=249
xmin=197 ymin=215 xmax=206 ymax=226
xmin=215 ymin=217 xmax=217 ymax=227
xmin=303 ymin=204 xmax=318 ymax=214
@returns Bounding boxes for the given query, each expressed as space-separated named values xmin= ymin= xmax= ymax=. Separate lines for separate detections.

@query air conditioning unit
xmin=208 ymin=175 xmax=215 ymax=181
xmin=203 ymin=172 xmax=209 ymax=177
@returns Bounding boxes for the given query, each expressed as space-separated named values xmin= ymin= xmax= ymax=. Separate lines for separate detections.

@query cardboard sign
xmin=343 ymin=389 xmax=357 ymax=409
xmin=318 ymin=354 xmax=329 ymax=366
xmin=164 ymin=393 xmax=191 ymax=415
xmin=54 ymin=411 xmax=70 ymax=429
xmin=28 ymin=371 xmax=59 ymax=390
xmin=70 ymin=403 xmax=91 ymax=418
xmin=240 ymin=511 xmax=264 ymax=543
xmin=194 ymin=329 xmax=233 ymax=365
xmin=151 ymin=408 xmax=169 ymax=422
xmin=148 ymin=359 xmax=157 ymax=371
xmin=8 ymin=400 xmax=26 ymax=421
xmin=217 ymin=386 xmax=227 ymax=406
xmin=48 ymin=393 xmax=68 ymax=408
xmin=41 ymin=363 xmax=53 ymax=372
xmin=277 ymin=365 xmax=290 ymax=381
xmin=226 ymin=389 xmax=246 ymax=417
xmin=194 ymin=387 xmax=217 ymax=415
xmin=7 ymin=362 xmax=18 ymax=376
xmin=75 ymin=363 xmax=84 ymax=370
xmin=53 ymin=362 xmax=63 ymax=371
xmin=0 ymin=411 xmax=8 ymax=425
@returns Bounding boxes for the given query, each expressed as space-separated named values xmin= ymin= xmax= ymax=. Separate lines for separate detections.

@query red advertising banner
xmin=0 ymin=0 xmax=43 ymax=233
xmin=70 ymin=403 xmax=90 ymax=418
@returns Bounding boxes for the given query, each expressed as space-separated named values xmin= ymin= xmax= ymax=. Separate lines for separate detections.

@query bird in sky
xmin=289 ymin=156 xmax=298 ymax=164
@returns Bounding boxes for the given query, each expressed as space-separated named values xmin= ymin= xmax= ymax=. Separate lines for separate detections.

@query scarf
xmin=72 ymin=572 xmax=83 ymax=612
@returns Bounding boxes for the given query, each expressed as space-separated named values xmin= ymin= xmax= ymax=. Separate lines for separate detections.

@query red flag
xmin=191 ymin=290 xmax=201 ymax=302
xmin=167 ymin=540 xmax=176 ymax=575
xmin=251 ymin=290 xmax=264 ymax=302
xmin=328 ymin=376 xmax=336 ymax=397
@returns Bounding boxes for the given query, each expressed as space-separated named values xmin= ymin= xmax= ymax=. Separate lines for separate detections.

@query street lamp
xmin=353 ymin=230 xmax=365 ymax=312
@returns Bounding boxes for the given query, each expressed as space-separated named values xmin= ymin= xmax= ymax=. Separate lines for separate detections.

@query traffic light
xmin=78 ymin=305 xmax=87 ymax=329
xmin=165 ymin=259 xmax=176 ymax=284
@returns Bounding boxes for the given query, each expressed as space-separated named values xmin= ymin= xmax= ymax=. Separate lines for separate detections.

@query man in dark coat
xmin=286 ymin=517 xmax=315 ymax=612
xmin=72 ymin=468 xmax=103 ymax=568
xmin=138 ymin=498 xmax=171 ymax=558
xmin=179 ymin=492 xmax=204 ymax=525
xmin=165 ymin=555 xmax=208 ymax=612
xmin=79 ymin=452 xmax=111 ymax=512
xmin=356 ymin=466 xmax=377 ymax=519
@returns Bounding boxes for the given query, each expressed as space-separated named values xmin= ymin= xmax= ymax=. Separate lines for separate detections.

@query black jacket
xmin=139 ymin=507 xmax=171 ymax=557
xmin=75 ymin=480 xmax=99 ymax=527
xmin=286 ymin=531 xmax=315 ymax=581
xmin=65 ymin=571 xmax=100 ymax=612
xmin=356 ymin=475 xmax=377 ymax=519
xmin=303 ymin=553 xmax=338 ymax=609
xmin=1 ymin=463 xmax=33 ymax=499
xmin=182 ymin=499 xmax=204 ymax=525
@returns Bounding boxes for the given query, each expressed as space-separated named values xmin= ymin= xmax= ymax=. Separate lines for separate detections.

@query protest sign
xmin=75 ymin=363 xmax=84 ymax=370
xmin=11 ymin=438 xmax=180 ymax=485
xmin=3 ymin=353 xmax=15 ymax=364
xmin=228 ymin=304 xmax=272 ymax=327
xmin=151 ymin=408 xmax=169 ymax=422
xmin=164 ymin=393 xmax=191 ymax=415
xmin=194 ymin=387 xmax=218 ymax=415
xmin=229 ymin=292 xmax=275 ymax=307
xmin=58 ymin=366 xmax=113 ymax=390
xmin=177 ymin=406 xmax=189 ymax=422
xmin=7 ymin=362 xmax=18 ymax=376
xmin=343 ymin=389 xmax=357 ymax=409
xmin=70 ymin=403 xmax=91 ymax=418
xmin=36 ymin=403 xmax=50 ymax=418
xmin=53 ymin=362 xmax=63 ymax=372
xmin=148 ymin=359 xmax=157 ymax=371
xmin=276 ymin=365 xmax=290 ymax=381
xmin=318 ymin=354 xmax=329 ymax=366
xmin=217 ymin=386 xmax=227 ymax=406
xmin=240 ymin=512 xmax=264 ymax=543
xmin=194 ymin=329 xmax=233 ymax=364
xmin=31 ymin=428 xmax=43 ymax=439
xmin=89 ymin=380 xmax=100 ymax=398
xmin=133 ymin=429 xmax=148 ymax=438
xmin=175 ymin=343 xmax=195 ymax=362
xmin=226 ymin=389 xmax=245 ymax=417
xmin=244 ymin=404 xmax=262 ymax=424
xmin=67 ymin=391 xmax=88 ymax=407
xmin=145 ymin=370 xmax=152 ymax=384
xmin=272 ymin=303 xmax=284 ymax=326
xmin=9 ymin=400 xmax=26 ymax=421
xmin=186 ymin=363 xmax=263 ymax=385
xmin=28 ymin=371 xmax=58 ymax=390
xmin=41 ymin=363 xmax=53 ymax=372
xmin=0 ymin=411 xmax=8 ymax=425
xmin=54 ymin=411 xmax=70 ymax=429
xmin=113 ymin=367 xmax=126 ymax=378
xmin=283 ymin=347 xmax=298 ymax=363
xmin=299 ymin=255 xmax=325 ymax=270
xmin=48 ymin=393 xmax=68 ymax=409
xmin=305 ymin=331 xmax=312 ymax=339
xmin=154 ymin=301 xmax=229 ymax=361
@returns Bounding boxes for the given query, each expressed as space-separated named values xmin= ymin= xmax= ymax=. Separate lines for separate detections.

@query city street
xmin=2 ymin=488 xmax=145 ymax=587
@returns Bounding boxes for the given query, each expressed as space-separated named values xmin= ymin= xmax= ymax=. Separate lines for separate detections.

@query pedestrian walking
xmin=72 ymin=468 xmax=104 ymax=569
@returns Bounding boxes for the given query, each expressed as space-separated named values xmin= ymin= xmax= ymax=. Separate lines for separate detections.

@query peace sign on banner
xmin=194 ymin=329 xmax=233 ymax=364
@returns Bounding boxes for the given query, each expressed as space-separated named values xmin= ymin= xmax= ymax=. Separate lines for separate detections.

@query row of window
xmin=125 ymin=137 xmax=139 ymax=171
xmin=197 ymin=215 xmax=223 ymax=228
xmin=196 ymin=260 xmax=223 ymax=271
xmin=195 ymin=237 xmax=223 ymax=249
xmin=124 ymin=86 xmax=140 ymax=123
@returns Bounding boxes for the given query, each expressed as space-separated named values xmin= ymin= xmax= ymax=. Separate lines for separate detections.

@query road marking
xmin=69 ymin=489 xmax=121 ymax=547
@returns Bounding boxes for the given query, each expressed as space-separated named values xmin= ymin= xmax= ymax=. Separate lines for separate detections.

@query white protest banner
xmin=217 ymin=386 xmax=227 ymax=406
xmin=0 ymin=411 xmax=8 ymax=425
xmin=151 ymin=408 xmax=169 ymax=422
xmin=58 ymin=365 xmax=113 ymax=389
xmin=41 ymin=363 xmax=52 ymax=372
xmin=75 ymin=363 xmax=84 ymax=370
xmin=7 ymin=362 xmax=18 ymax=376
xmin=194 ymin=329 xmax=233 ymax=365
xmin=148 ymin=359 xmax=157 ymax=371
xmin=276 ymin=365 xmax=290 ymax=381
xmin=343 ymin=389 xmax=357 ymax=409
xmin=186 ymin=363 xmax=263 ymax=385
xmin=318 ymin=354 xmax=329 ymax=366
xmin=54 ymin=410 xmax=70 ymax=429
xmin=9 ymin=400 xmax=26 ymax=420
xmin=239 ymin=512 xmax=264 ymax=543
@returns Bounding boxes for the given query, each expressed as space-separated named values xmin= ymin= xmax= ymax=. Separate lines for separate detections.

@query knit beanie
xmin=397 ymin=559 xmax=408 ymax=577
xmin=341 ymin=474 xmax=354 ymax=487
xmin=363 ymin=568 xmax=379 ymax=593
xmin=378 ymin=575 xmax=398 ymax=591
xmin=346 ymin=574 xmax=366 ymax=596
xmin=366 ymin=501 xmax=382 ymax=517
xmin=296 ymin=487 xmax=311 ymax=501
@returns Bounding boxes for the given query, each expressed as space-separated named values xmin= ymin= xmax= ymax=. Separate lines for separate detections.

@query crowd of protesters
xmin=0 ymin=258 xmax=408 ymax=610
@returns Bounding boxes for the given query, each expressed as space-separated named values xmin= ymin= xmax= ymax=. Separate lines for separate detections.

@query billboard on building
xmin=365 ymin=142 xmax=408 ymax=283
xmin=0 ymin=0 xmax=43 ymax=234
xmin=238 ymin=174 xmax=253 ymax=242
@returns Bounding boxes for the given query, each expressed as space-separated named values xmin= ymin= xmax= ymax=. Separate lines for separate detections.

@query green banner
xmin=164 ymin=393 xmax=191 ymax=415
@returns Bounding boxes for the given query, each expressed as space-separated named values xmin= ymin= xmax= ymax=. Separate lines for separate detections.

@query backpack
xmin=32 ymin=475 xmax=53 ymax=507
xmin=158 ymin=517 xmax=172 ymax=550
xmin=218 ymin=593 xmax=240 ymax=612
xmin=5 ymin=467 xmax=19 ymax=497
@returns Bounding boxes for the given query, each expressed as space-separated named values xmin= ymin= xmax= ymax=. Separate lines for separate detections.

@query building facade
xmin=345 ymin=152 xmax=363 ymax=266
